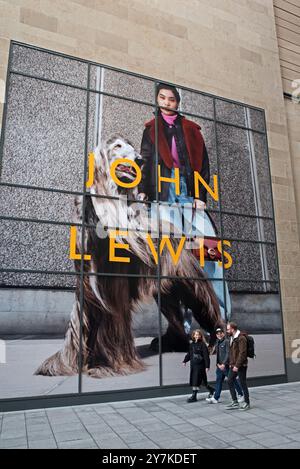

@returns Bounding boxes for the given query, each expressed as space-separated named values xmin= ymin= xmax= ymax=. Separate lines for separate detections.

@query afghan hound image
xmin=35 ymin=136 xmax=223 ymax=378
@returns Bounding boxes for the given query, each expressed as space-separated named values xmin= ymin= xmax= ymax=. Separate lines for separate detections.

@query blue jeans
xmin=214 ymin=366 xmax=243 ymax=401
xmin=156 ymin=170 xmax=231 ymax=320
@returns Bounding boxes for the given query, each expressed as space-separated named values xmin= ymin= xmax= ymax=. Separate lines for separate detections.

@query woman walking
xmin=183 ymin=329 xmax=214 ymax=403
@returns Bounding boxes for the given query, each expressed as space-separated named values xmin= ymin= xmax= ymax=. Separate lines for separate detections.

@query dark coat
xmin=215 ymin=337 xmax=230 ymax=366
xmin=229 ymin=333 xmax=248 ymax=368
xmin=138 ymin=113 xmax=210 ymax=202
xmin=183 ymin=340 xmax=210 ymax=387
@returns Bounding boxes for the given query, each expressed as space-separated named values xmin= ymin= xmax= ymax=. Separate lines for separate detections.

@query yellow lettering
xmin=110 ymin=158 xmax=141 ymax=188
xmin=194 ymin=173 xmax=219 ymax=201
xmin=198 ymin=238 xmax=205 ymax=267
xmin=217 ymin=240 xmax=232 ymax=269
xmin=69 ymin=226 xmax=91 ymax=260
xmin=109 ymin=230 xmax=130 ymax=263
xmin=158 ymin=165 xmax=180 ymax=195
xmin=86 ymin=152 xmax=95 ymax=188
xmin=146 ymin=234 xmax=186 ymax=265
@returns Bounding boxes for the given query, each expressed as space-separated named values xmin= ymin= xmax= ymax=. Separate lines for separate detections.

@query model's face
xmin=226 ymin=325 xmax=233 ymax=336
xmin=217 ymin=332 xmax=224 ymax=340
xmin=157 ymin=89 xmax=178 ymax=115
xmin=194 ymin=332 xmax=201 ymax=341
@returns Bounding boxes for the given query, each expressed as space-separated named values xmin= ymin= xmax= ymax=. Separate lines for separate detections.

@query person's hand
xmin=206 ymin=368 xmax=209 ymax=373
xmin=218 ymin=364 xmax=225 ymax=371
xmin=233 ymin=366 xmax=238 ymax=373
xmin=182 ymin=362 xmax=186 ymax=367
xmin=193 ymin=199 xmax=206 ymax=210
xmin=137 ymin=193 xmax=147 ymax=201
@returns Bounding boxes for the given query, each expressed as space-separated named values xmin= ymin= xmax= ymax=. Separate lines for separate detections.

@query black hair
xmin=156 ymin=83 xmax=181 ymax=104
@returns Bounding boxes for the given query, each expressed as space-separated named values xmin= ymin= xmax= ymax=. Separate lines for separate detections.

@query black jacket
xmin=183 ymin=340 xmax=210 ymax=368
xmin=215 ymin=337 xmax=230 ymax=366
xmin=139 ymin=114 xmax=210 ymax=202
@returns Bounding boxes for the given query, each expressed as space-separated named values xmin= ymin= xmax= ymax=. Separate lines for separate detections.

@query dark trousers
xmin=214 ymin=366 xmax=243 ymax=401
xmin=228 ymin=367 xmax=250 ymax=405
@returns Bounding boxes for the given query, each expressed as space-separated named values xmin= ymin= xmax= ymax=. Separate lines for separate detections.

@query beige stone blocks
xmin=20 ymin=7 xmax=58 ymax=33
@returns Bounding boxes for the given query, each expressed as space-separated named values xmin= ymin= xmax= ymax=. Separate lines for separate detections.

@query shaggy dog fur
xmin=35 ymin=136 xmax=223 ymax=378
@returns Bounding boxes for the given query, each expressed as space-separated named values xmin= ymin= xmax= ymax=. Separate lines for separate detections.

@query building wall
xmin=0 ymin=0 xmax=300 ymax=378
xmin=273 ymin=0 xmax=300 ymax=95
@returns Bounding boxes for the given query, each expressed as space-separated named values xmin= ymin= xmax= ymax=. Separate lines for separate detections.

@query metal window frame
xmin=0 ymin=41 xmax=287 ymax=409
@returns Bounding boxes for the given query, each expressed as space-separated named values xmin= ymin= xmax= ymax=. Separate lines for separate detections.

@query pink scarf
xmin=161 ymin=113 xmax=181 ymax=168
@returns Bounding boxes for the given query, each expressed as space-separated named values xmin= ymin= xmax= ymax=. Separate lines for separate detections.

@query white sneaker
xmin=237 ymin=395 xmax=245 ymax=403
xmin=206 ymin=397 xmax=212 ymax=402
xmin=210 ymin=397 xmax=219 ymax=404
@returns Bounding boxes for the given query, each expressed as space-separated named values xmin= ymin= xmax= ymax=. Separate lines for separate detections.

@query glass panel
xmin=0 ymin=271 xmax=76 ymax=289
xmin=90 ymin=66 xmax=154 ymax=105
xmin=215 ymin=99 xmax=247 ymax=126
xmin=216 ymin=124 xmax=256 ymax=215
xmin=11 ymin=44 xmax=88 ymax=87
xmin=251 ymin=132 xmax=274 ymax=218
xmin=179 ymin=89 xmax=214 ymax=119
xmin=224 ymin=240 xmax=279 ymax=283
xmin=226 ymin=282 xmax=285 ymax=377
xmin=0 ymin=273 xmax=79 ymax=398
xmin=81 ymin=277 xmax=160 ymax=392
xmin=0 ymin=186 xmax=79 ymax=224
xmin=0 ymin=219 xmax=75 ymax=283
xmin=1 ymin=75 xmax=86 ymax=192
xmin=191 ymin=117 xmax=219 ymax=212
xmin=88 ymin=195 xmax=158 ymax=276
xmin=222 ymin=213 xmax=275 ymax=243
xmin=247 ymin=107 xmax=265 ymax=132
xmin=228 ymin=280 xmax=278 ymax=293
xmin=98 ymin=94 xmax=154 ymax=154
xmin=161 ymin=279 xmax=225 ymax=386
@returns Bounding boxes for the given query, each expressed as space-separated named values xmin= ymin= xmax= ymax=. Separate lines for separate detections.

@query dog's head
xmin=93 ymin=135 xmax=142 ymax=198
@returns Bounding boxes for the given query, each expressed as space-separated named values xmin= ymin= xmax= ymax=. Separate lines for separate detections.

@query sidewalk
xmin=0 ymin=382 xmax=300 ymax=449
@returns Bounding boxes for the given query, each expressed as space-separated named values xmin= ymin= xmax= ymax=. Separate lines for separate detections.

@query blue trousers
xmin=214 ymin=366 xmax=243 ymax=401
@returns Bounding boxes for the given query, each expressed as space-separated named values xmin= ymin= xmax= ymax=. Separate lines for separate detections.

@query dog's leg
xmin=151 ymin=289 xmax=190 ymax=353
xmin=83 ymin=274 xmax=146 ymax=378
xmin=178 ymin=277 xmax=224 ymax=346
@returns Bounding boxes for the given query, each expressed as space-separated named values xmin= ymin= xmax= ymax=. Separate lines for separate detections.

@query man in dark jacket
xmin=206 ymin=328 xmax=243 ymax=404
xmin=225 ymin=322 xmax=250 ymax=411
xmin=206 ymin=328 xmax=244 ymax=404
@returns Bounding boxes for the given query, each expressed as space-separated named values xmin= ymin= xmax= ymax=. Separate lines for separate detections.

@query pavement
xmin=0 ymin=381 xmax=300 ymax=449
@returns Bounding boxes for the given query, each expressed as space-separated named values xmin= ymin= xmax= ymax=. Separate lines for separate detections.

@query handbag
xmin=192 ymin=353 xmax=204 ymax=362
xmin=190 ymin=209 xmax=222 ymax=262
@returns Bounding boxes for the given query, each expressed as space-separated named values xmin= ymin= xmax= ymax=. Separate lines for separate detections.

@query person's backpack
xmin=241 ymin=333 xmax=256 ymax=358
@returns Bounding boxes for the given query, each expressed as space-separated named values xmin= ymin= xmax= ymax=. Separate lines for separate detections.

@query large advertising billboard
xmin=0 ymin=43 xmax=285 ymax=400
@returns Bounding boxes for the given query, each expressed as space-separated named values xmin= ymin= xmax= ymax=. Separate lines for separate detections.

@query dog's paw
xmin=86 ymin=359 xmax=146 ymax=379
xmin=150 ymin=335 xmax=189 ymax=353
